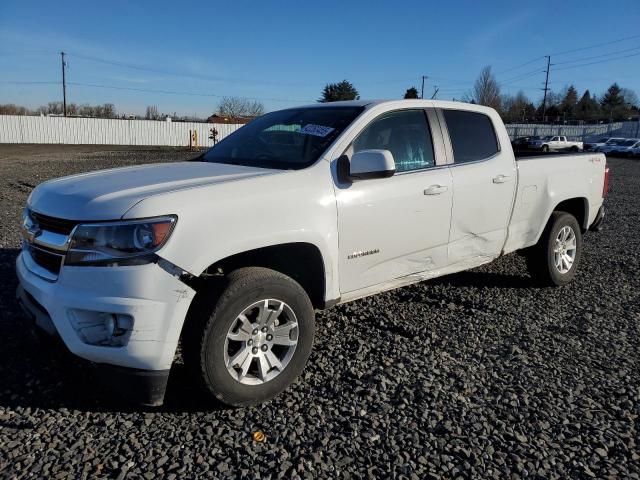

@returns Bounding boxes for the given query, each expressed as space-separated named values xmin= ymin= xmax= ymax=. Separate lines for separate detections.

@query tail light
xmin=602 ymin=165 xmax=610 ymax=197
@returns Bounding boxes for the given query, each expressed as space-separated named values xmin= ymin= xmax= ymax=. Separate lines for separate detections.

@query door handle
xmin=424 ymin=184 xmax=448 ymax=195
xmin=492 ymin=174 xmax=510 ymax=184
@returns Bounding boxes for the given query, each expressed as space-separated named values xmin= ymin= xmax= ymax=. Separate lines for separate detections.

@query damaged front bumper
xmin=15 ymin=252 xmax=196 ymax=405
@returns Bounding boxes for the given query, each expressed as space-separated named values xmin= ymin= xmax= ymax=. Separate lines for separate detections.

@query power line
xmin=552 ymin=45 xmax=640 ymax=65
xmin=65 ymin=52 xmax=307 ymax=87
xmin=499 ymin=68 xmax=545 ymax=86
xmin=0 ymin=80 xmax=60 ymax=85
xmin=552 ymin=52 xmax=640 ymax=71
xmin=66 ymin=82 xmax=313 ymax=103
xmin=550 ymin=34 xmax=640 ymax=56
xmin=494 ymin=56 xmax=545 ymax=75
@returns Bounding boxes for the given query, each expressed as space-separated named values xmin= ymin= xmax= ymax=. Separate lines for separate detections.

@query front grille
xmin=28 ymin=245 xmax=64 ymax=274
xmin=30 ymin=211 xmax=79 ymax=235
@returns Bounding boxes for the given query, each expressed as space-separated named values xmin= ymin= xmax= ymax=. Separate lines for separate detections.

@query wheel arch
xmin=193 ymin=242 xmax=328 ymax=310
xmin=553 ymin=197 xmax=589 ymax=231
xmin=533 ymin=196 xmax=589 ymax=245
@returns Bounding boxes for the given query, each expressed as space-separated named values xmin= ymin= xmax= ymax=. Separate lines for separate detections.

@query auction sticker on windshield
xmin=299 ymin=124 xmax=335 ymax=137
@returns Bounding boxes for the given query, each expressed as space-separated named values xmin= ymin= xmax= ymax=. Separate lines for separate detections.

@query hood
xmin=28 ymin=161 xmax=278 ymax=220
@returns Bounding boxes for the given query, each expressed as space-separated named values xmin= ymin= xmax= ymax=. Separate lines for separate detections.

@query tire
xmin=570 ymin=146 xmax=579 ymax=152
xmin=183 ymin=267 xmax=315 ymax=407
xmin=542 ymin=145 xmax=549 ymax=153
xmin=525 ymin=212 xmax=583 ymax=286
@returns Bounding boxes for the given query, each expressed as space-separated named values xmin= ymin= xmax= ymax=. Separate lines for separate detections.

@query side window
xmin=352 ymin=110 xmax=435 ymax=172
xmin=443 ymin=110 xmax=499 ymax=163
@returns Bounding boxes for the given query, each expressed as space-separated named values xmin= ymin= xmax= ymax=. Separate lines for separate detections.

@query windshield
xmin=202 ymin=106 xmax=364 ymax=170
xmin=622 ymin=140 xmax=636 ymax=146
xmin=596 ymin=138 xmax=609 ymax=143
xmin=542 ymin=136 xmax=553 ymax=141
xmin=607 ymin=138 xmax=625 ymax=145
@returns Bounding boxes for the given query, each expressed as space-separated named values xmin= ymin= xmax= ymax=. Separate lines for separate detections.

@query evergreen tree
xmin=575 ymin=90 xmax=600 ymax=122
xmin=601 ymin=83 xmax=625 ymax=120
xmin=560 ymin=85 xmax=578 ymax=117
xmin=404 ymin=87 xmax=419 ymax=99
xmin=319 ymin=80 xmax=360 ymax=102
xmin=601 ymin=83 xmax=624 ymax=109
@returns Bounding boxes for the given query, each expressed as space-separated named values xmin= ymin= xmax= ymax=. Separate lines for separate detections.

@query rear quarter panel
xmin=503 ymin=153 xmax=605 ymax=254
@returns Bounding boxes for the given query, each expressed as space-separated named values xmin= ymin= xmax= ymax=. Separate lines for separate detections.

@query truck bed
xmin=514 ymin=151 xmax=592 ymax=160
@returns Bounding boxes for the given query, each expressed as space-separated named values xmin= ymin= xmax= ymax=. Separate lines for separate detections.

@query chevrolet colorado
xmin=16 ymin=100 xmax=608 ymax=406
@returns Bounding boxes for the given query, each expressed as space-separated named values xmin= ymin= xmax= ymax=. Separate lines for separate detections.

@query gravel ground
xmin=1 ymin=145 xmax=638 ymax=479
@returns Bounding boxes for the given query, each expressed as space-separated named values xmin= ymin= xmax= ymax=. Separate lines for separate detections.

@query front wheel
xmin=525 ymin=212 xmax=583 ymax=286
xmin=184 ymin=267 xmax=315 ymax=407
xmin=542 ymin=145 xmax=550 ymax=153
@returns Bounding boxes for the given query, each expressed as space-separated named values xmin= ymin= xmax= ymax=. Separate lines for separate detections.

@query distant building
xmin=206 ymin=114 xmax=254 ymax=124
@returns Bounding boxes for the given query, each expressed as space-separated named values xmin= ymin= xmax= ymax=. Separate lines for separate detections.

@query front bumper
xmin=15 ymin=290 xmax=171 ymax=406
xmin=16 ymin=252 xmax=196 ymax=371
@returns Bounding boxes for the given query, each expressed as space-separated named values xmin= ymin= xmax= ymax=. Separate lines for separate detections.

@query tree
xmin=318 ymin=80 xmax=359 ymax=102
xmin=404 ymin=87 xmax=419 ymax=99
xmin=575 ymin=90 xmax=600 ymax=122
xmin=601 ymin=83 xmax=623 ymax=109
xmin=601 ymin=83 xmax=625 ymax=120
xmin=620 ymin=88 xmax=639 ymax=108
xmin=501 ymin=90 xmax=535 ymax=123
xmin=145 ymin=105 xmax=159 ymax=120
xmin=0 ymin=104 xmax=29 ymax=115
xmin=560 ymin=85 xmax=578 ymax=118
xmin=47 ymin=102 xmax=64 ymax=115
xmin=217 ymin=96 xmax=264 ymax=119
xmin=471 ymin=66 xmax=501 ymax=111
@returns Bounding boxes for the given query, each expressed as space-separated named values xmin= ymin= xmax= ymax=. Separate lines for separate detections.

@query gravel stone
xmin=0 ymin=145 xmax=638 ymax=479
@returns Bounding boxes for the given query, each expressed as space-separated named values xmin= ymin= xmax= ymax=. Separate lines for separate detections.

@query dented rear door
xmin=438 ymin=108 xmax=517 ymax=265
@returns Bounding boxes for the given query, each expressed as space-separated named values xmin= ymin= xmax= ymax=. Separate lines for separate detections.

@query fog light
xmin=68 ymin=310 xmax=134 ymax=347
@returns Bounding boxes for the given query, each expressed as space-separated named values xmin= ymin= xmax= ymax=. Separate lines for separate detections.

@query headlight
xmin=65 ymin=216 xmax=177 ymax=266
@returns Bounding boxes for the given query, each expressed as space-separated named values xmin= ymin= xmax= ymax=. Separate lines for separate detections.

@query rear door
xmin=335 ymin=108 xmax=452 ymax=293
xmin=439 ymin=108 xmax=517 ymax=265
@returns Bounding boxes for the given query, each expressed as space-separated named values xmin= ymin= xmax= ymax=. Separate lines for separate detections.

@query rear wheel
xmin=184 ymin=267 xmax=315 ymax=406
xmin=525 ymin=212 xmax=583 ymax=286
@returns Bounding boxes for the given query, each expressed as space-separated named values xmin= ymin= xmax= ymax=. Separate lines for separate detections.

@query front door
xmin=335 ymin=109 xmax=453 ymax=294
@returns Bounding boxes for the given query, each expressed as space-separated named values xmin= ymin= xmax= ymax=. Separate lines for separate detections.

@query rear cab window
xmin=442 ymin=110 xmax=499 ymax=163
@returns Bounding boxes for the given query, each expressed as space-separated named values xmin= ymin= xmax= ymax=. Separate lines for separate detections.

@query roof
xmin=295 ymin=99 xmax=494 ymax=114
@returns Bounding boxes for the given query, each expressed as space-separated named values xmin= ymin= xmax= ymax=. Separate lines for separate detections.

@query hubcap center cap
xmin=252 ymin=331 xmax=267 ymax=347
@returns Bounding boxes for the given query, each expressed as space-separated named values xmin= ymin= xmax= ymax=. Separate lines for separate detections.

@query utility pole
xmin=421 ymin=76 xmax=428 ymax=99
xmin=61 ymin=51 xmax=67 ymax=117
xmin=430 ymin=86 xmax=439 ymax=100
xmin=541 ymin=55 xmax=551 ymax=121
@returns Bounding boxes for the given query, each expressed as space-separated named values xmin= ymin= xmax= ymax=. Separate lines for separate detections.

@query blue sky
xmin=1 ymin=0 xmax=639 ymax=117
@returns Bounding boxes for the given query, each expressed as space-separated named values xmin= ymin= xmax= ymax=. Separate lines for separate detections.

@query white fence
xmin=0 ymin=115 xmax=244 ymax=146
xmin=506 ymin=121 xmax=640 ymax=141
xmin=3 ymin=115 xmax=639 ymax=146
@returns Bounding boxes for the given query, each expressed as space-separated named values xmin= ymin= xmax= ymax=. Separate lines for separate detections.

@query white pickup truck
xmin=16 ymin=100 xmax=608 ymax=407
xmin=530 ymin=135 xmax=584 ymax=152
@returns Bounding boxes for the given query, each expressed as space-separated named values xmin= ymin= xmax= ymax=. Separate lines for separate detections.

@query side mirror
xmin=349 ymin=149 xmax=396 ymax=180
